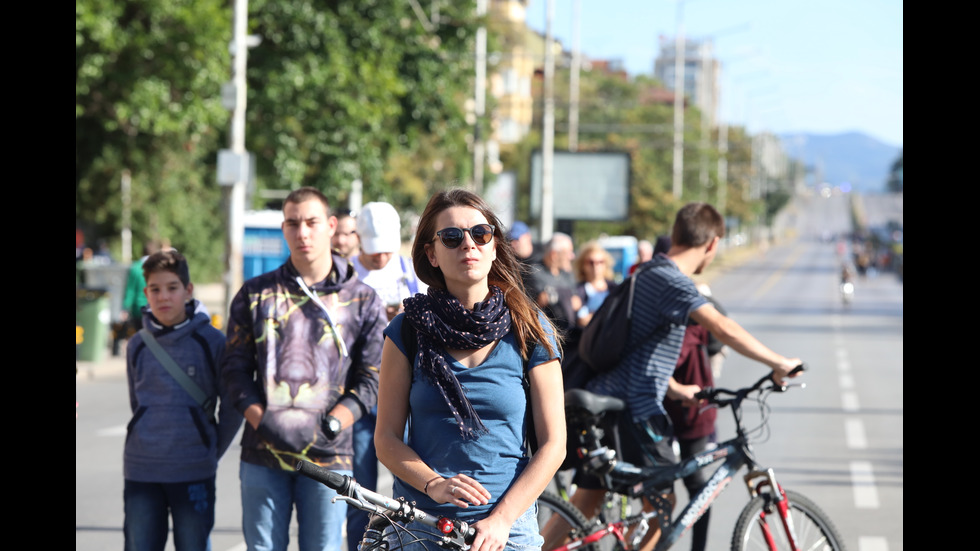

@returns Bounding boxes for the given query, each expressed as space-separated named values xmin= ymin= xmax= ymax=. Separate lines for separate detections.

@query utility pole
xmin=540 ymin=0 xmax=556 ymax=242
xmin=671 ymin=2 xmax=688 ymax=199
xmin=717 ymin=121 xmax=728 ymax=212
xmin=568 ymin=0 xmax=581 ymax=152
xmin=222 ymin=0 xmax=250 ymax=320
xmin=120 ymin=169 xmax=132 ymax=264
xmin=472 ymin=0 xmax=487 ymax=193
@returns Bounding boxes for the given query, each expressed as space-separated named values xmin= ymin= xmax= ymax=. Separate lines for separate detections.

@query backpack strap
xmin=139 ymin=328 xmax=216 ymax=423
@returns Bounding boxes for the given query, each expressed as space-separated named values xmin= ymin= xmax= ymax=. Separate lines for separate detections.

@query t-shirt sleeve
xmin=383 ymin=313 xmax=409 ymax=357
xmin=528 ymin=310 xmax=561 ymax=371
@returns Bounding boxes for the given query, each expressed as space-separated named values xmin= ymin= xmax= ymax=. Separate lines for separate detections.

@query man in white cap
xmin=346 ymin=201 xmax=426 ymax=551
xmin=350 ymin=201 xmax=426 ymax=321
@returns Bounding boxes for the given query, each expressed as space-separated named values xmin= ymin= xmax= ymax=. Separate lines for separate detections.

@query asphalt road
xmin=77 ymin=192 xmax=902 ymax=551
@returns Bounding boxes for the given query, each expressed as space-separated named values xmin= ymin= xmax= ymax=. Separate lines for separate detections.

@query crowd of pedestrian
xmin=110 ymin=189 xmax=795 ymax=551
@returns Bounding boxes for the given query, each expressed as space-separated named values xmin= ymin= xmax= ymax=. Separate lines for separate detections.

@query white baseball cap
xmin=356 ymin=202 xmax=402 ymax=254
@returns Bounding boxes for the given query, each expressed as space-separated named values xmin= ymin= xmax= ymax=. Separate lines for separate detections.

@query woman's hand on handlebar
xmin=430 ymin=473 xmax=490 ymax=507
xmin=470 ymin=514 xmax=512 ymax=551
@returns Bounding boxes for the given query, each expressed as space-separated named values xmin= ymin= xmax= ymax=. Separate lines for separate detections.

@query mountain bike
xmin=536 ymin=366 xmax=848 ymax=551
xmin=296 ymin=460 xmax=476 ymax=551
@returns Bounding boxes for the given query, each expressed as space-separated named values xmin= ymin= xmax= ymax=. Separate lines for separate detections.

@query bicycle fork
xmin=743 ymin=468 xmax=801 ymax=551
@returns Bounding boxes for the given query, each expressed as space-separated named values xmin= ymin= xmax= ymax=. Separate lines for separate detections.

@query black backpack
xmin=400 ymin=320 xmax=538 ymax=455
xmin=576 ymin=263 xmax=651 ymax=375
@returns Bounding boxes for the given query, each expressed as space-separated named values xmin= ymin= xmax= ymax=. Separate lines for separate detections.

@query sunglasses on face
xmin=434 ymin=224 xmax=496 ymax=249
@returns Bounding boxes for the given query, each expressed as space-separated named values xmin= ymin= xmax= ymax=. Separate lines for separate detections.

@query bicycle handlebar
xmin=295 ymin=460 xmax=476 ymax=547
xmin=695 ymin=363 xmax=807 ymax=404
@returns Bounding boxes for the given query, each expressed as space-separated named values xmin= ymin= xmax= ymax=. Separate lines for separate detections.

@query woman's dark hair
xmin=412 ymin=188 xmax=560 ymax=359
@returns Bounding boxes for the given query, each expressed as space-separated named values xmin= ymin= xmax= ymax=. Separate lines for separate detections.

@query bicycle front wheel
xmin=537 ymin=491 xmax=596 ymax=551
xmin=731 ymin=489 xmax=847 ymax=551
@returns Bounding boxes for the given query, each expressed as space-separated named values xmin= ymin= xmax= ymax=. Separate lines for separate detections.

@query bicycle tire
xmin=537 ymin=490 xmax=596 ymax=551
xmin=730 ymin=489 xmax=847 ymax=551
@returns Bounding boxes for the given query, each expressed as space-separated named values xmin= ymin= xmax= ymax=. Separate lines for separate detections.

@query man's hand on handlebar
xmin=771 ymin=359 xmax=805 ymax=386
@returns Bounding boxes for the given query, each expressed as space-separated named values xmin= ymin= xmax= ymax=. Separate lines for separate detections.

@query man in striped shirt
xmin=572 ymin=202 xmax=802 ymax=551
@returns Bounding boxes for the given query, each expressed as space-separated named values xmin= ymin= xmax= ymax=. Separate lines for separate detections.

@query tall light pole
xmin=568 ymin=0 xmax=581 ymax=152
xmin=222 ymin=0 xmax=250 ymax=320
xmin=472 ymin=0 xmax=487 ymax=193
xmin=671 ymin=0 xmax=687 ymax=199
xmin=540 ymin=0 xmax=556 ymax=242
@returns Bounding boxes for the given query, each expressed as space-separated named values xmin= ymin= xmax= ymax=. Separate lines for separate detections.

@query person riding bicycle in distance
xmin=375 ymin=188 xmax=567 ymax=551
xmin=570 ymin=202 xmax=802 ymax=551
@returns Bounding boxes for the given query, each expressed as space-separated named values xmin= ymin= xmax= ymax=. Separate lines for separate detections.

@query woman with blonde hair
xmin=572 ymin=240 xmax=618 ymax=328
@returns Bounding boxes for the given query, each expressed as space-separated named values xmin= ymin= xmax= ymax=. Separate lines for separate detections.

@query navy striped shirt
xmin=586 ymin=254 xmax=707 ymax=421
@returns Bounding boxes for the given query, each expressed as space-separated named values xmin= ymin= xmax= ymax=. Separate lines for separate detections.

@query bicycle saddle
xmin=564 ymin=389 xmax=625 ymax=415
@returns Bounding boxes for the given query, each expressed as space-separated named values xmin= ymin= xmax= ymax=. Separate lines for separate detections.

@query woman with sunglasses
xmin=375 ymin=189 xmax=567 ymax=551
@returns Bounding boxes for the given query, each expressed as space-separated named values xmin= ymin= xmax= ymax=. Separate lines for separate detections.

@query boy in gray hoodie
xmin=123 ymin=249 xmax=242 ymax=551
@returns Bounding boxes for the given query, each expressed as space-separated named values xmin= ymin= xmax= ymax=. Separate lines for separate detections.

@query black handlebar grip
xmin=295 ymin=460 xmax=349 ymax=492
xmin=789 ymin=363 xmax=806 ymax=376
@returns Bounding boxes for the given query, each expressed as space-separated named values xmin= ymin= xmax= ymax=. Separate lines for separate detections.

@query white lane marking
xmin=97 ymin=424 xmax=127 ymax=436
xmin=841 ymin=392 xmax=860 ymax=412
xmin=844 ymin=418 xmax=867 ymax=449
xmin=858 ymin=536 xmax=889 ymax=551
xmin=839 ymin=373 xmax=855 ymax=389
xmin=850 ymin=461 xmax=880 ymax=508
xmin=221 ymin=544 xmax=247 ymax=551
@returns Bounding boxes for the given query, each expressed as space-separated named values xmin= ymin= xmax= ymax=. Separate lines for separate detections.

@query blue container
xmin=243 ymin=210 xmax=289 ymax=281
xmin=598 ymin=235 xmax=638 ymax=283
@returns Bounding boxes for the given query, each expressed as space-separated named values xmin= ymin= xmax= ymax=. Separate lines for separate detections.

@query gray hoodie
xmin=124 ymin=300 xmax=242 ymax=482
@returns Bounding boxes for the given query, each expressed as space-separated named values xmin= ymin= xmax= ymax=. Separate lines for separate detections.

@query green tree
xmin=76 ymin=0 xmax=231 ymax=280
xmin=244 ymin=0 xmax=479 ymax=210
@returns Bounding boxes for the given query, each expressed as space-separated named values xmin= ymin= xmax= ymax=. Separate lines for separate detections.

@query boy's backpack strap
xmin=138 ymin=328 xmax=216 ymax=423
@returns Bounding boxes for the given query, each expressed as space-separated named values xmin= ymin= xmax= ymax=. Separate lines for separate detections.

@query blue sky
xmin=524 ymin=0 xmax=903 ymax=147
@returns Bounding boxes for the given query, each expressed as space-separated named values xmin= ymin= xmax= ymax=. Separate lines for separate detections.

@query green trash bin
xmin=76 ymin=287 xmax=110 ymax=363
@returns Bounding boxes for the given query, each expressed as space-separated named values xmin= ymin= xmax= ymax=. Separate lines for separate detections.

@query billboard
xmin=530 ymin=150 xmax=631 ymax=221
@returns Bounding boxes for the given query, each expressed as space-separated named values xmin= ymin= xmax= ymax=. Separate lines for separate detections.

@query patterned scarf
xmin=403 ymin=286 xmax=512 ymax=440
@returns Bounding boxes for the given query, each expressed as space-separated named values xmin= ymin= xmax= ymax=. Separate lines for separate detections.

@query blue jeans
xmin=347 ymin=413 xmax=378 ymax=551
xmin=240 ymin=461 xmax=351 ymax=551
xmin=124 ymin=477 xmax=215 ymax=551
xmin=380 ymin=503 xmax=542 ymax=551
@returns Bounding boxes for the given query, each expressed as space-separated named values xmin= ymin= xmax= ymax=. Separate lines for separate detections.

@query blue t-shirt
xmin=383 ymin=312 xmax=559 ymax=519
xmin=586 ymin=254 xmax=707 ymax=421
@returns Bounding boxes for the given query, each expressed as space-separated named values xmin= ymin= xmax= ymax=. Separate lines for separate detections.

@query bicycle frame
xmin=556 ymin=371 xmax=810 ymax=551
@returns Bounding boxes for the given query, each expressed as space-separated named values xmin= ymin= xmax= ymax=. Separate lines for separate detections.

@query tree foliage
xmin=244 ymin=0 xmax=479 ymax=210
xmin=504 ymin=60 xmax=763 ymax=245
xmin=76 ymin=0 xmax=482 ymax=281
xmin=76 ymin=0 xmax=231 ymax=280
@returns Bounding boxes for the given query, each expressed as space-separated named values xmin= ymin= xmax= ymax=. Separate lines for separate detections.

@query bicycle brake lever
xmin=333 ymin=495 xmax=379 ymax=514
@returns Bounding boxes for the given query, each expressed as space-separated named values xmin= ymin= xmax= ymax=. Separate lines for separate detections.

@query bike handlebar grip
xmin=295 ymin=460 xmax=349 ymax=492
xmin=789 ymin=363 xmax=806 ymax=375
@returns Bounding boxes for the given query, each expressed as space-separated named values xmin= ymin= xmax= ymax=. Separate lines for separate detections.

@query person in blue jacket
xmin=123 ymin=249 xmax=242 ymax=551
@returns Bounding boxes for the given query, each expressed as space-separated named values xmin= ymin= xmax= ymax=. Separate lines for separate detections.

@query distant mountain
xmin=778 ymin=132 xmax=901 ymax=194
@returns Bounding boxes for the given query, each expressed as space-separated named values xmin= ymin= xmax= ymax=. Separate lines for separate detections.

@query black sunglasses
xmin=434 ymin=224 xmax=496 ymax=249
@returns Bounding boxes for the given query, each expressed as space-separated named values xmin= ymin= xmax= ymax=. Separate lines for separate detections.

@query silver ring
xmin=451 ymin=485 xmax=457 ymax=495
